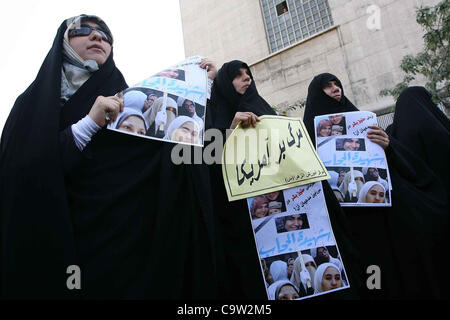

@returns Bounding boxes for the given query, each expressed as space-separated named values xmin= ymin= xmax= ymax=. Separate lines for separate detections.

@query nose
xmin=243 ymin=73 xmax=251 ymax=82
xmin=89 ymin=29 xmax=103 ymax=42
xmin=332 ymin=84 xmax=340 ymax=92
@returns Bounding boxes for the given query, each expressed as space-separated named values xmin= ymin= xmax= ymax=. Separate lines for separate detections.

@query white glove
xmin=348 ymin=181 xmax=357 ymax=197
xmin=300 ymin=269 xmax=311 ymax=289
xmin=154 ymin=110 xmax=167 ymax=129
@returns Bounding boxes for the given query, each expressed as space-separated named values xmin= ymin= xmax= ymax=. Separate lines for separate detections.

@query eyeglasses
xmin=69 ymin=25 xmax=111 ymax=44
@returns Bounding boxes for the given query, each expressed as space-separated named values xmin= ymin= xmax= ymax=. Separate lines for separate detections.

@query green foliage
xmin=380 ymin=0 xmax=449 ymax=106
xmin=273 ymin=98 xmax=306 ymax=116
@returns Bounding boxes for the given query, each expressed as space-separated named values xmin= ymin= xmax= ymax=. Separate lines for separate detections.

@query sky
xmin=0 ymin=0 xmax=186 ymax=133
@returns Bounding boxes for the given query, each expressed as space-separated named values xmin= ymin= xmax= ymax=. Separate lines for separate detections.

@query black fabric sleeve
xmin=59 ymin=126 xmax=85 ymax=174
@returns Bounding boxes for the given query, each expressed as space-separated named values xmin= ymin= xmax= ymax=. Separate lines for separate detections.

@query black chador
xmin=304 ymin=74 xmax=448 ymax=299
xmin=0 ymin=16 xmax=217 ymax=299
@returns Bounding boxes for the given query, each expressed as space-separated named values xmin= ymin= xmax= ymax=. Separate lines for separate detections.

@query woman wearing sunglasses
xmin=0 ymin=14 xmax=218 ymax=300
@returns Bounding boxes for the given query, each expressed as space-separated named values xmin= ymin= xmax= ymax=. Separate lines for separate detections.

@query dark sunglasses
xmin=69 ymin=25 xmax=112 ymax=44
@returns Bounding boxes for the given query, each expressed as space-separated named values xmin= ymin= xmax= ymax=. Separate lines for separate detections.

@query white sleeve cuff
xmin=207 ymin=77 xmax=213 ymax=100
xmin=71 ymin=115 xmax=101 ymax=151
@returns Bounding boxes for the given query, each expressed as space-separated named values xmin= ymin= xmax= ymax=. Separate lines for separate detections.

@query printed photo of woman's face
xmin=321 ymin=266 xmax=342 ymax=292
xmin=364 ymin=184 xmax=385 ymax=203
xmin=118 ymin=115 xmax=146 ymax=136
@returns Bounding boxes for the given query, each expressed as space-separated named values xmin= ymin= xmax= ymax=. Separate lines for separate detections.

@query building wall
xmin=180 ymin=0 xmax=440 ymax=117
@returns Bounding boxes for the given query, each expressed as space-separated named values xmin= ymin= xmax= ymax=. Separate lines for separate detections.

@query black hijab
xmin=303 ymin=73 xmax=358 ymax=145
xmin=207 ymin=65 xmax=363 ymax=300
xmin=207 ymin=60 xmax=276 ymax=131
xmin=1 ymin=16 xmax=217 ymax=299
xmin=304 ymin=75 xmax=448 ymax=299
xmin=387 ymin=86 xmax=450 ymax=197
xmin=387 ymin=86 xmax=450 ymax=299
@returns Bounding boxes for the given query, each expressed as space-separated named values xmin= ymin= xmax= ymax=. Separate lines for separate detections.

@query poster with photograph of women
xmin=248 ymin=190 xmax=287 ymax=220
xmin=259 ymin=246 xmax=349 ymax=300
xmin=314 ymin=111 xmax=392 ymax=207
xmin=107 ymin=56 xmax=207 ymax=146
xmin=250 ymin=182 xmax=337 ymax=260
xmin=328 ymin=166 xmax=391 ymax=206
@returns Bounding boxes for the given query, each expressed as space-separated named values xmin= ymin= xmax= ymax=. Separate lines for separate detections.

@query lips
xmin=88 ymin=44 xmax=105 ymax=53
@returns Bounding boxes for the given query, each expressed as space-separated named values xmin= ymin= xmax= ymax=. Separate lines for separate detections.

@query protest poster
xmin=314 ymin=111 xmax=392 ymax=207
xmin=222 ymin=116 xmax=350 ymax=300
xmin=107 ymin=56 xmax=208 ymax=146
xmin=247 ymin=182 xmax=350 ymax=300
xmin=222 ymin=115 xmax=330 ymax=201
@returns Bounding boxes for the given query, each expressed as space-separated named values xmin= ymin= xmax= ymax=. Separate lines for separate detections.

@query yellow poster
xmin=222 ymin=115 xmax=330 ymax=201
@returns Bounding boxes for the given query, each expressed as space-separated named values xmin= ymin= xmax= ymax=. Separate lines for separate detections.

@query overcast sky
xmin=0 ymin=0 xmax=186 ymax=133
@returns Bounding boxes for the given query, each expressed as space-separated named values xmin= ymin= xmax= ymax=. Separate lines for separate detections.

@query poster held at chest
xmin=314 ymin=111 xmax=392 ymax=207
xmin=223 ymin=116 xmax=351 ymax=300
xmin=107 ymin=56 xmax=208 ymax=147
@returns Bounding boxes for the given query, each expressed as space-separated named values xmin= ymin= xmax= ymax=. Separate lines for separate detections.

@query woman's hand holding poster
xmin=314 ymin=111 xmax=392 ymax=206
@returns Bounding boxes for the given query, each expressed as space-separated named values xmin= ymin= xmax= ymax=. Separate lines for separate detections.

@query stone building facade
xmin=179 ymin=0 xmax=439 ymax=118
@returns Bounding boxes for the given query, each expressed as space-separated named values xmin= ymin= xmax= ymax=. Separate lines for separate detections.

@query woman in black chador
xmin=386 ymin=86 xmax=450 ymax=299
xmin=207 ymin=62 xmax=363 ymax=300
xmin=303 ymin=73 xmax=448 ymax=299
xmin=0 ymin=15 xmax=217 ymax=299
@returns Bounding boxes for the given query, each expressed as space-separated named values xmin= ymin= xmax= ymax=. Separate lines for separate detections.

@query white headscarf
xmin=289 ymin=256 xmax=310 ymax=290
xmin=110 ymin=107 xmax=148 ymax=132
xmin=310 ymin=247 xmax=342 ymax=272
xmin=267 ymin=280 xmax=299 ymax=300
xmin=144 ymin=96 xmax=178 ymax=134
xmin=124 ymin=90 xmax=147 ymax=113
xmin=60 ymin=15 xmax=111 ymax=102
xmin=313 ymin=263 xmax=341 ymax=294
xmin=269 ymin=260 xmax=288 ymax=282
xmin=164 ymin=116 xmax=200 ymax=143
xmin=176 ymin=96 xmax=204 ymax=131
xmin=357 ymin=181 xmax=386 ymax=203
xmin=328 ymin=171 xmax=339 ymax=189
xmin=339 ymin=170 xmax=365 ymax=197
xmin=302 ymin=254 xmax=317 ymax=289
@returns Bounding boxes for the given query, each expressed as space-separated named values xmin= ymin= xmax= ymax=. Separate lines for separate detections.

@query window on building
xmin=260 ymin=0 xmax=334 ymax=53
xmin=276 ymin=1 xmax=289 ymax=16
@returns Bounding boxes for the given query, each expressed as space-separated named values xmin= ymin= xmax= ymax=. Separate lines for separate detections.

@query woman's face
xmin=329 ymin=114 xmax=343 ymax=124
xmin=323 ymin=81 xmax=342 ymax=101
xmin=277 ymin=284 xmax=300 ymax=300
xmin=365 ymin=184 xmax=385 ymax=203
xmin=69 ymin=21 xmax=112 ymax=66
xmin=232 ymin=67 xmax=252 ymax=94
xmin=319 ymin=124 xmax=331 ymax=137
xmin=183 ymin=100 xmax=196 ymax=117
xmin=171 ymin=121 xmax=199 ymax=144
xmin=287 ymin=259 xmax=295 ymax=277
xmin=331 ymin=126 xmax=343 ymax=136
xmin=269 ymin=208 xmax=281 ymax=215
xmin=158 ymin=69 xmax=180 ymax=79
xmin=284 ymin=214 xmax=303 ymax=231
xmin=118 ymin=115 xmax=146 ymax=135
xmin=166 ymin=106 xmax=177 ymax=115
xmin=321 ymin=266 xmax=342 ymax=291
xmin=265 ymin=191 xmax=280 ymax=201
xmin=343 ymin=138 xmax=360 ymax=151
xmin=254 ymin=202 xmax=269 ymax=218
